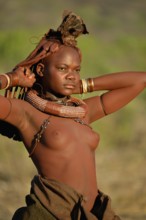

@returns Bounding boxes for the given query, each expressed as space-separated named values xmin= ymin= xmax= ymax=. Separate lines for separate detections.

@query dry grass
xmin=96 ymin=145 xmax=146 ymax=220
xmin=0 ymin=138 xmax=36 ymax=220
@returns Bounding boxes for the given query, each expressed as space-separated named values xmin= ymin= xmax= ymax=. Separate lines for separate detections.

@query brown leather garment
xmin=12 ymin=175 xmax=121 ymax=220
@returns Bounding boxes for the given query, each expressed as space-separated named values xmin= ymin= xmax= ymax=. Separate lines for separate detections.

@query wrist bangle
xmin=0 ymin=74 xmax=11 ymax=89
xmin=87 ymin=78 xmax=94 ymax=92
xmin=80 ymin=78 xmax=95 ymax=93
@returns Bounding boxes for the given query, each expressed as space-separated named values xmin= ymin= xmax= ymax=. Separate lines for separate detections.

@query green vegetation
xmin=0 ymin=1 xmax=146 ymax=219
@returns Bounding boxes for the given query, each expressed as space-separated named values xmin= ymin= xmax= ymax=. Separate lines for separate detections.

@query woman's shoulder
xmin=4 ymin=98 xmax=41 ymax=129
xmin=11 ymin=98 xmax=38 ymax=114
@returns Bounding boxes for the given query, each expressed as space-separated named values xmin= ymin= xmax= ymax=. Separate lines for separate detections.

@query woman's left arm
xmin=91 ymin=71 xmax=146 ymax=91
xmin=74 ymin=71 xmax=146 ymax=94
xmin=74 ymin=71 xmax=146 ymax=122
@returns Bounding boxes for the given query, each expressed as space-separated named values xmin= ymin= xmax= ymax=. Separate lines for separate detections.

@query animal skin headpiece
xmin=15 ymin=10 xmax=88 ymax=69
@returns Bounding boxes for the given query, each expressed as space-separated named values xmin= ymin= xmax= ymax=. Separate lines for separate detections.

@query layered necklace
xmin=25 ymin=90 xmax=91 ymax=127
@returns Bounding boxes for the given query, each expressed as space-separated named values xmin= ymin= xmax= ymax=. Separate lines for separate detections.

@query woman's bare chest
xmin=42 ymin=116 xmax=100 ymax=151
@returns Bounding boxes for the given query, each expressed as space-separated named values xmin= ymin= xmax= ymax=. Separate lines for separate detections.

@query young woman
xmin=0 ymin=11 xmax=146 ymax=220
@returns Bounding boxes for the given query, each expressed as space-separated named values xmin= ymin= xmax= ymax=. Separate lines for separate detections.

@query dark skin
xmin=0 ymin=45 xmax=146 ymax=211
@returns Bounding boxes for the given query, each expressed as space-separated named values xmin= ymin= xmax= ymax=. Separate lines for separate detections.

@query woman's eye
xmin=58 ymin=67 xmax=66 ymax=71
xmin=75 ymin=69 xmax=80 ymax=73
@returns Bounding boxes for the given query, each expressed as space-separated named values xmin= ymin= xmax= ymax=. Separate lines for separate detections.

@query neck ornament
xmin=25 ymin=90 xmax=88 ymax=118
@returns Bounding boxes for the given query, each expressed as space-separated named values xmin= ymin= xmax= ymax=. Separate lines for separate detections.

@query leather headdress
xmin=15 ymin=10 xmax=88 ymax=69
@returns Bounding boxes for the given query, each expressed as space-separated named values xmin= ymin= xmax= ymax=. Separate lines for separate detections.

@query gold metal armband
xmin=81 ymin=78 xmax=94 ymax=93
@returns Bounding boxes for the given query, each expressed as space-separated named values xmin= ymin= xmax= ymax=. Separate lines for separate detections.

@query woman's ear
xmin=36 ymin=63 xmax=44 ymax=77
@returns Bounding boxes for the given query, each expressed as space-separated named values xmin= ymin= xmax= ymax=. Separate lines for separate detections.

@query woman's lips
xmin=64 ymin=84 xmax=75 ymax=89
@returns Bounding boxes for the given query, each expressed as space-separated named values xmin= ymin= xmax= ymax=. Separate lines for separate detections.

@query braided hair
xmin=0 ymin=10 xmax=88 ymax=141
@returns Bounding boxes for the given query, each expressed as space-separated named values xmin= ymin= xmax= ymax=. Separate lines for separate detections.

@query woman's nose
xmin=66 ymin=71 xmax=76 ymax=80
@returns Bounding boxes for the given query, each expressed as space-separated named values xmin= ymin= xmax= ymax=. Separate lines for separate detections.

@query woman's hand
xmin=8 ymin=66 xmax=36 ymax=88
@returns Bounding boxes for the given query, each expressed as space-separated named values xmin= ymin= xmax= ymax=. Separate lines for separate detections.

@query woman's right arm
xmin=0 ymin=67 xmax=35 ymax=90
xmin=0 ymin=67 xmax=36 ymax=126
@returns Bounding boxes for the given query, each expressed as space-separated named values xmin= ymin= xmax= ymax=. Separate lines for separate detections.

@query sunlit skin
xmin=0 ymin=45 xmax=146 ymax=211
xmin=40 ymin=46 xmax=81 ymax=97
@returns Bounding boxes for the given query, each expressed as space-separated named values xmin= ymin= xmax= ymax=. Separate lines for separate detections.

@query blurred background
xmin=0 ymin=0 xmax=146 ymax=219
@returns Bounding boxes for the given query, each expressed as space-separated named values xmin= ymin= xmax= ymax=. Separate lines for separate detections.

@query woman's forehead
xmin=44 ymin=45 xmax=81 ymax=63
xmin=55 ymin=45 xmax=80 ymax=56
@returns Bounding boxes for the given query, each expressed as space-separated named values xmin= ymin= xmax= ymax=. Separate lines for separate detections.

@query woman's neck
xmin=44 ymin=91 xmax=70 ymax=105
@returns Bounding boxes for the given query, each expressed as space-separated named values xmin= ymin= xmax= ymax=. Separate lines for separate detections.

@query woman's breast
xmin=43 ymin=116 xmax=100 ymax=151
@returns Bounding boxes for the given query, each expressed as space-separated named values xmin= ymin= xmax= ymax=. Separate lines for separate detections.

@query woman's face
xmin=41 ymin=45 xmax=81 ymax=97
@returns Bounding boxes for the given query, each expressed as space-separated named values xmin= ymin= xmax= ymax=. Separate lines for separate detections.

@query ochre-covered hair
xmin=1 ymin=10 xmax=88 ymax=141
xmin=15 ymin=10 xmax=88 ymax=69
xmin=5 ymin=10 xmax=88 ymax=100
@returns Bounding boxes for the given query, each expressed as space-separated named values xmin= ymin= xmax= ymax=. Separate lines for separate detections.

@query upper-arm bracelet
xmin=100 ymin=94 xmax=108 ymax=115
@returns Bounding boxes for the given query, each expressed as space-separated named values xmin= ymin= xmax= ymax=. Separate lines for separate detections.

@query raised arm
xmin=0 ymin=67 xmax=35 ymax=125
xmin=94 ymin=71 xmax=145 ymax=112
xmin=0 ymin=67 xmax=35 ymax=90
xmin=92 ymin=71 xmax=146 ymax=91
xmin=77 ymin=71 xmax=146 ymax=122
